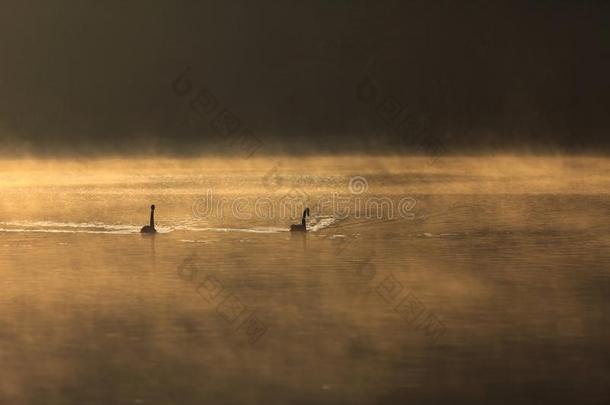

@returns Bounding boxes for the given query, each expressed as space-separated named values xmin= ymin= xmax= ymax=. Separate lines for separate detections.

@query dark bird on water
xmin=140 ymin=204 xmax=157 ymax=234
xmin=290 ymin=208 xmax=310 ymax=232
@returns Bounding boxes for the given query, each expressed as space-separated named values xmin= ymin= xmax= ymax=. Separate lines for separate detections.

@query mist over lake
xmin=1 ymin=156 xmax=609 ymax=403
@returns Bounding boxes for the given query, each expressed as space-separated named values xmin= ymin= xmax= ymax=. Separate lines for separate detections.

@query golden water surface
xmin=1 ymin=156 xmax=609 ymax=403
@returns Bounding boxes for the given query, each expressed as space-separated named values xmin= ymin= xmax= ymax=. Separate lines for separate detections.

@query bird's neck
xmin=150 ymin=210 xmax=155 ymax=228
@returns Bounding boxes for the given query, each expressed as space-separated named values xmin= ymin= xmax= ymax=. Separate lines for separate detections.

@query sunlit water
xmin=1 ymin=156 xmax=609 ymax=404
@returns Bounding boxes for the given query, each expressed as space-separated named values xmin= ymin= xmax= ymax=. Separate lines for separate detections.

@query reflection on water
xmin=0 ymin=156 xmax=609 ymax=403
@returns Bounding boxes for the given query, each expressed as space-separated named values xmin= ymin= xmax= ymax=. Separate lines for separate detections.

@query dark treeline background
xmin=0 ymin=0 xmax=608 ymax=156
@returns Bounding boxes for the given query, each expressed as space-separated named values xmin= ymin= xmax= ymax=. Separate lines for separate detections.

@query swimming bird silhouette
xmin=290 ymin=208 xmax=310 ymax=232
xmin=140 ymin=204 xmax=157 ymax=234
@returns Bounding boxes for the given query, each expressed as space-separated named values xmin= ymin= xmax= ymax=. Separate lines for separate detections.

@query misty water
xmin=1 ymin=156 xmax=609 ymax=404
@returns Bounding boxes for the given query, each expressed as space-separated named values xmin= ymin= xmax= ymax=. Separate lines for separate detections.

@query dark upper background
xmin=0 ymin=0 xmax=608 ymax=156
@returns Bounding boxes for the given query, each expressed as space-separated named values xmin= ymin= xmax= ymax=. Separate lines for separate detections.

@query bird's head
xmin=151 ymin=204 xmax=156 ymax=210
